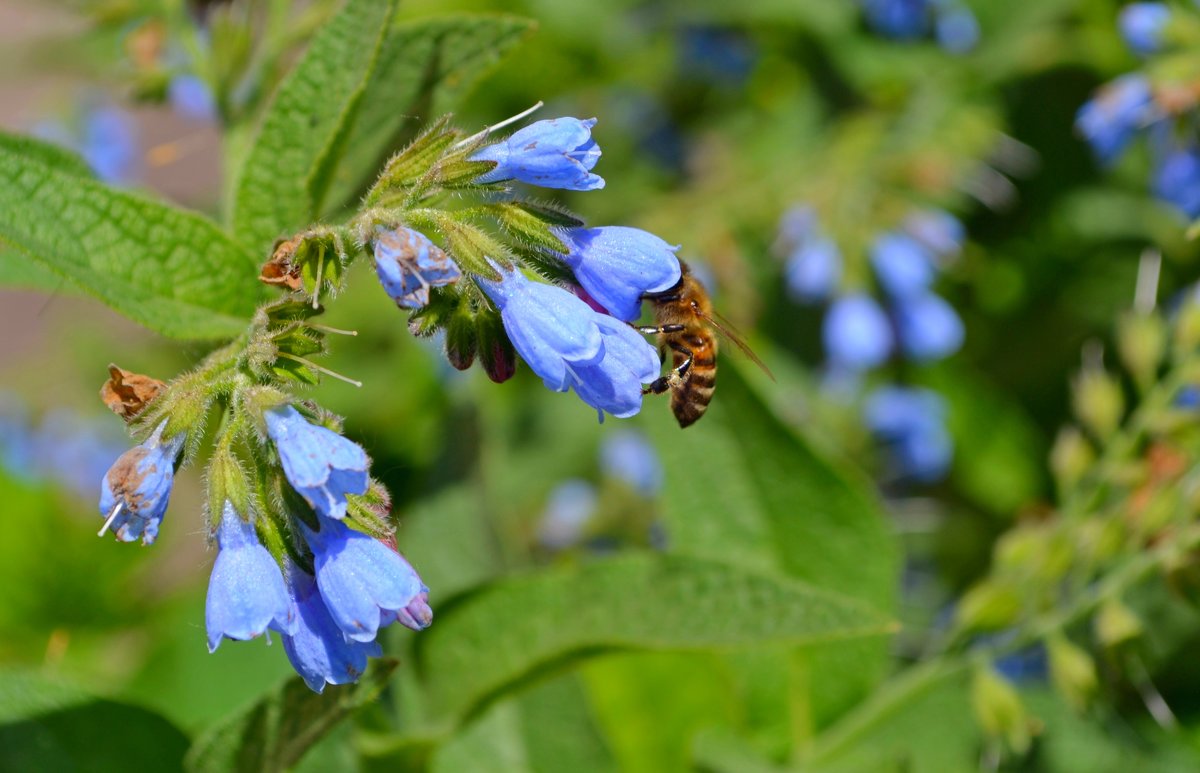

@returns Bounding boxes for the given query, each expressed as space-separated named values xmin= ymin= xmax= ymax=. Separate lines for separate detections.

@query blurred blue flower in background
xmin=1119 ymin=2 xmax=1170 ymax=56
xmin=863 ymin=0 xmax=930 ymax=40
xmin=34 ymin=102 xmax=141 ymax=184
xmin=895 ymin=292 xmax=965 ymax=361
xmin=538 ymin=479 xmax=598 ymax=549
xmin=600 ymin=429 xmax=663 ymax=496
xmin=1076 ymin=75 xmax=1155 ymax=164
xmin=862 ymin=0 xmax=979 ymax=53
xmin=777 ymin=206 xmax=843 ymax=304
xmin=677 ymin=26 xmax=757 ymax=85
xmin=168 ymin=74 xmax=218 ymax=122
xmin=904 ymin=209 xmax=965 ymax=258
xmin=864 ymin=386 xmax=952 ymax=481
xmin=871 ymin=232 xmax=936 ymax=299
xmin=1152 ymin=146 xmax=1200 ymax=218
xmin=824 ymin=293 xmax=894 ymax=370
xmin=935 ymin=5 xmax=980 ymax=54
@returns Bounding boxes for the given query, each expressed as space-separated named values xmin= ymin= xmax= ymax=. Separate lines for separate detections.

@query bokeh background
xmin=4 ymin=0 xmax=1200 ymax=770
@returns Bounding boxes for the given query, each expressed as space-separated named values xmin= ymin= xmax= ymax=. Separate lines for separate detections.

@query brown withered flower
xmin=101 ymin=364 xmax=166 ymax=421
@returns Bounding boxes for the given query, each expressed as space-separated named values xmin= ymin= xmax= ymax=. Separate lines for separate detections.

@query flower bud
xmin=1173 ymin=300 xmax=1200 ymax=354
xmin=1047 ymin=635 xmax=1097 ymax=712
xmin=477 ymin=312 xmax=517 ymax=384
xmin=1095 ymin=598 xmax=1142 ymax=649
xmin=1071 ymin=368 xmax=1124 ymax=440
xmin=1050 ymin=426 xmax=1094 ymax=493
xmin=970 ymin=666 xmax=1033 ymax=756
xmin=955 ymin=581 xmax=1021 ymax=634
xmin=444 ymin=306 xmax=478 ymax=371
xmin=1116 ymin=311 xmax=1165 ymax=391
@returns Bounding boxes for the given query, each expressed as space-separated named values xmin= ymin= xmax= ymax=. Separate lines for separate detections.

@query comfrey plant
xmin=937 ymin=256 xmax=1200 ymax=759
xmin=1076 ymin=2 xmax=1200 ymax=219
xmin=90 ymin=109 xmax=681 ymax=690
xmin=777 ymin=204 xmax=964 ymax=480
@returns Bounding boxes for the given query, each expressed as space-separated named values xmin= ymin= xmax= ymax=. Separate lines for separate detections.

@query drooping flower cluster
xmin=366 ymin=115 xmax=681 ymax=421
xmin=1076 ymin=2 xmax=1200 ymax=218
xmin=860 ymin=0 xmax=980 ymax=54
xmin=93 ymin=111 xmax=688 ymax=690
xmin=776 ymin=205 xmax=964 ymax=481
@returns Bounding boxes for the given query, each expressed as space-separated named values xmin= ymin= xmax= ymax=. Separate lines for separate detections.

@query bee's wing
xmin=703 ymin=309 xmax=775 ymax=381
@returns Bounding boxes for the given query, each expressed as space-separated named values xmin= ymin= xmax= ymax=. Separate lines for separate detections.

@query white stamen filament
xmin=98 ymin=502 xmax=123 ymax=537
xmin=307 ymin=323 xmax=358 ymax=336
xmin=453 ymin=100 xmax=545 ymax=149
xmin=278 ymin=353 xmax=363 ymax=387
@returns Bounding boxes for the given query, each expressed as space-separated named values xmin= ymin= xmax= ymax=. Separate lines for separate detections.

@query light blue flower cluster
xmin=1076 ymin=3 xmax=1200 ymax=218
xmin=781 ymin=207 xmax=964 ymax=373
xmin=99 ymin=401 xmax=429 ymax=692
xmin=777 ymin=207 xmax=963 ymax=482
xmin=368 ymin=117 xmax=680 ymax=421
xmin=861 ymin=0 xmax=980 ymax=54
xmin=204 ymin=405 xmax=429 ymax=692
xmin=478 ymin=264 xmax=661 ymax=421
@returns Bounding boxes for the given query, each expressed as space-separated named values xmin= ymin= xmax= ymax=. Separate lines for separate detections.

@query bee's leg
xmin=643 ymin=342 xmax=693 ymax=395
xmin=634 ymin=324 xmax=685 ymax=335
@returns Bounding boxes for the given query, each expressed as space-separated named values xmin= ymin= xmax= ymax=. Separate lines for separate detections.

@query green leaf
xmin=322 ymin=14 xmax=535 ymax=216
xmin=0 ymin=669 xmax=190 ymax=773
xmin=430 ymin=675 xmax=614 ymax=773
xmin=0 ymin=133 xmax=94 ymax=179
xmin=0 ymin=133 xmax=263 ymax=339
xmin=230 ymin=0 xmax=396 ymax=253
xmin=184 ymin=659 xmax=399 ymax=773
xmin=415 ymin=553 xmax=893 ymax=721
xmin=802 ymin=661 xmax=977 ymax=773
xmin=645 ymin=361 xmax=898 ymax=727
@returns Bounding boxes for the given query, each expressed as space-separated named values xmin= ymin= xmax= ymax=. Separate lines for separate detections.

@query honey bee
xmin=640 ymin=261 xmax=771 ymax=428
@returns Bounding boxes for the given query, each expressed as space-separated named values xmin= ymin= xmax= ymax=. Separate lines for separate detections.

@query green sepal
xmin=486 ymin=201 xmax=570 ymax=254
xmin=430 ymin=213 xmax=515 ymax=279
xmin=206 ymin=439 xmax=253 ymax=531
xmin=346 ymin=478 xmax=395 ymax=540
xmin=969 ymin=665 xmax=1032 ymax=756
xmin=1116 ymin=310 xmax=1166 ymax=392
xmin=365 ymin=116 xmax=460 ymax=204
